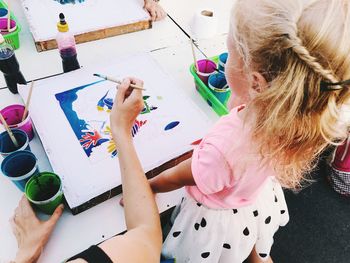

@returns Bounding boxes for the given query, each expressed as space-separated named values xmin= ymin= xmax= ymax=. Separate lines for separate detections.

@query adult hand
xmin=144 ymin=0 xmax=166 ymax=21
xmin=110 ymin=78 xmax=144 ymax=141
xmin=10 ymin=196 xmax=64 ymax=263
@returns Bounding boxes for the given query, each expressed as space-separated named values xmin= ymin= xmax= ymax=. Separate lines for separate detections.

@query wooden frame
xmin=35 ymin=20 xmax=152 ymax=52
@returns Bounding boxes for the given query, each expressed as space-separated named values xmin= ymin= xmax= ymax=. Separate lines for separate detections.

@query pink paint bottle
xmin=56 ymin=13 xmax=80 ymax=73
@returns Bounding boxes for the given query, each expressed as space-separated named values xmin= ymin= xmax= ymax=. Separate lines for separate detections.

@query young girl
xmin=150 ymin=0 xmax=350 ymax=262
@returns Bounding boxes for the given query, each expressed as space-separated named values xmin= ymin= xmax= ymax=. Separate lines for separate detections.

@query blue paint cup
xmin=218 ymin=52 xmax=228 ymax=72
xmin=0 ymin=130 xmax=30 ymax=157
xmin=208 ymin=73 xmax=230 ymax=104
xmin=1 ymin=150 xmax=38 ymax=191
xmin=0 ymin=8 xmax=8 ymax=18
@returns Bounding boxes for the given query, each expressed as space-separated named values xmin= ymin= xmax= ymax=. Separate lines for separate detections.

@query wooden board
xmin=70 ymin=150 xmax=192 ymax=215
xmin=35 ymin=20 xmax=152 ymax=52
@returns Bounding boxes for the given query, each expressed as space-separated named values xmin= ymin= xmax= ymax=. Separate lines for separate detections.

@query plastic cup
xmin=1 ymin=150 xmax=38 ymax=191
xmin=218 ymin=52 xmax=228 ymax=72
xmin=196 ymin=59 xmax=217 ymax=85
xmin=0 ymin=18 xmax=16 ymax=34
xmin=0 ymin=104 xmax=34 ymax=140
xmin=25 ymin=172 xmax=63 ymax=215
xmin=0 ymin=129 xmax=30 ymax=157
xmin=208 ymin=73 xmax=230 ymax=104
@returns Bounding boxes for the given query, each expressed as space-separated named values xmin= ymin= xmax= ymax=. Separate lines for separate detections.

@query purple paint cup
xmin=0 ymin=129 xmax=30 ymax=158
xmin=1 ymin=150 xmax=38 ymax=192
xmin=196 ymin=59 xmax=217 ymax=85
xmin=0 ymin=18 xmax=16 ymax=34
xmin=0 ymin=104 xmax=34 ymax=140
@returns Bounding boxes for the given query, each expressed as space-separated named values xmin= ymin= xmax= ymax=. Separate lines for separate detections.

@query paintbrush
xmin=93 ymin=74 xmax=146 ymax=91
xmin=22 ymin=81 xmax=34 ymax=122
xmin=190 ymin=36 xmax=199 ymax=72
xmin=6 ymin=2 xmax=10 ymax=32
xmin=0 ymin=112 xmax=19 ymax=148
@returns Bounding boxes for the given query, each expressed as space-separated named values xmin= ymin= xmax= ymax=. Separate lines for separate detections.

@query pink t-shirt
xmin=186 ymin=106 xmax=274 ymax=209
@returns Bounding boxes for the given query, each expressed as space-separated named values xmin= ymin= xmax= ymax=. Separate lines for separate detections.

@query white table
xmin=0 ymin=1 xmax=225 ymax=262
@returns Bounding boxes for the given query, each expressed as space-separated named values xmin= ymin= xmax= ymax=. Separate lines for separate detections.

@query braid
xmin=288 ymin=34 xmax=340 ymax=85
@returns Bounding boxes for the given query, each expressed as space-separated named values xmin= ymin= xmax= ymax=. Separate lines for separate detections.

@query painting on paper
xmin=55 ymin=80 xmax=175 ymax=162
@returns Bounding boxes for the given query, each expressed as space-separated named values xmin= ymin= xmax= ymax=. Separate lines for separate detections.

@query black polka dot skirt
xmin=162 ymin=177 xmax=289 ymax=262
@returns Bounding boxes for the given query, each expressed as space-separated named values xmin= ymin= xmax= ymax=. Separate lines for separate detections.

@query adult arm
xmin=93 ymin=78 xmax=162 ymax=262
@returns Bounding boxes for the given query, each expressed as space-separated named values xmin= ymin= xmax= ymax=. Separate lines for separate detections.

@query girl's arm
xmin=149 ymin=157 xmax=196 ymax=193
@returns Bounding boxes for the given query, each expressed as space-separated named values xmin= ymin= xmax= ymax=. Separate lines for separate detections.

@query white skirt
xmin=162 ymin=177 xmax=289 ymax=263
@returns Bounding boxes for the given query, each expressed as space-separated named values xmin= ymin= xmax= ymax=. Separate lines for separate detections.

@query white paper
xmin=18 ymin=53 xmax=212 ymax=210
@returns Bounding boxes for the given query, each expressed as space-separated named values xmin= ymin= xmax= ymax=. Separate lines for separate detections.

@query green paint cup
xmin=25 ymin=172 xmax=63 ymax=215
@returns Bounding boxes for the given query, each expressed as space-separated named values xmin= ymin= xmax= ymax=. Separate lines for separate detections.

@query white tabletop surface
xmin=0 ymin=0 xmax=224 ymax=262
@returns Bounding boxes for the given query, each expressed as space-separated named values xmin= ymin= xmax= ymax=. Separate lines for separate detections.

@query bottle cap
xmin=0 ymin=34 xmax=5 ymax=44
xmin=57 ymin=13 xmax=69 ymax=32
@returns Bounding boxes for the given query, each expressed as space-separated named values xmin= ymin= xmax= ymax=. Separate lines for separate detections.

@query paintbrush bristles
xmin=93 ymin=74 xmax=146 ymax=91
xmin=0 ymin=112 xmax=19 ymax=148
xmin=22 ymin=81 xmax=34 ymax=122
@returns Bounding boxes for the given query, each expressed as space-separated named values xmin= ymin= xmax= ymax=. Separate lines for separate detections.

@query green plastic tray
xmin=0 ymin=0 xmax=21 ymax=49
xmin=190 ymin=56 xmax=230 ymax=116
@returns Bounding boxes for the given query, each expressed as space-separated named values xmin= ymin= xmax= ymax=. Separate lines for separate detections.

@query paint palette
xmin=190 ymin=55 xmax=230 ymax=116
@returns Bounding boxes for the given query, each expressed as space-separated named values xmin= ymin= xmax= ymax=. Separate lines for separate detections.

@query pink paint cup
xmin=0 ymin=18 xmax=16 ymax=34
xmin=196 ymin=59 xmax=217 ymax=85
xmin=0 ymin=105 xmax=34 ymax=141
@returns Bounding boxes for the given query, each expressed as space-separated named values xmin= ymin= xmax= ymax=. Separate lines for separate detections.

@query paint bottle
xmin=0 ymin=34 xmax=26 ymax=94
xmin=56 ymin=13 xmax=80 ymax=73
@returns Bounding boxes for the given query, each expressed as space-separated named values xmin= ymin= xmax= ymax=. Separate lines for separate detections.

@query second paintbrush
xmin=93 ymin=73 xmax=146 ymax=91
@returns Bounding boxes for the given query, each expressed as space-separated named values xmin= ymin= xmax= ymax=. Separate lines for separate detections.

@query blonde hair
xmin=231 ymin=0 xmax=350 ymax=188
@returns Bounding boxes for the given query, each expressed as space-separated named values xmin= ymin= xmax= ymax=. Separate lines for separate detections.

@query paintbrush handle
xmin=0 ymin=113 xmax=19 ymax=148
xmin=22 ymin=81 xmax=34 ymax=122
xmin=190 ymin=37 xmax=199 ymax=72
xmin=107 ymin=77 xmax=146 ymax=91
xmin=7 ymin=2 xmax=10 ymax=31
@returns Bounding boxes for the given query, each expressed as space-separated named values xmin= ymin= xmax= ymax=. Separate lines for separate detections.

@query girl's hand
xmin=110 ymin=78 xmax=144 ymax=140
xmin=144 ymin=0 xmax=166 ymax=21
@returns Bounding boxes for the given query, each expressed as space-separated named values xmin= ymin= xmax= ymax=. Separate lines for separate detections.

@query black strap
xmin=66 ymin=245 xmax=113 ymax=263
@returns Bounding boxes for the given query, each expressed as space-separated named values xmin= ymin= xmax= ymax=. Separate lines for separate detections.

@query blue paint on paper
xmin=55 ymin=0 xmax=85 ymax=4
xmin=164 ymin=121 xmax=180 ymax=131
xmin=55 ymin=80 xmax=109 ymax=157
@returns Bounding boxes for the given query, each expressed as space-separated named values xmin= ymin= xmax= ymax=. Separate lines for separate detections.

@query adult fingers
xmin=47 ymin=204 xmax=64 ymax=227
xmin=126 ymin=78 xmax=144 ymax=103
xmin=150 ymin=8 xmax=157 ymax=21
xmin=119 ymin=197 xmax=124 ymax=207
xmin=155 ymin=8 xmax=166 ymax=21
xmin=116 ymin=78 xmax=131 ymax=105
xmin=128 ymin=77 xmax=144 ymax=88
